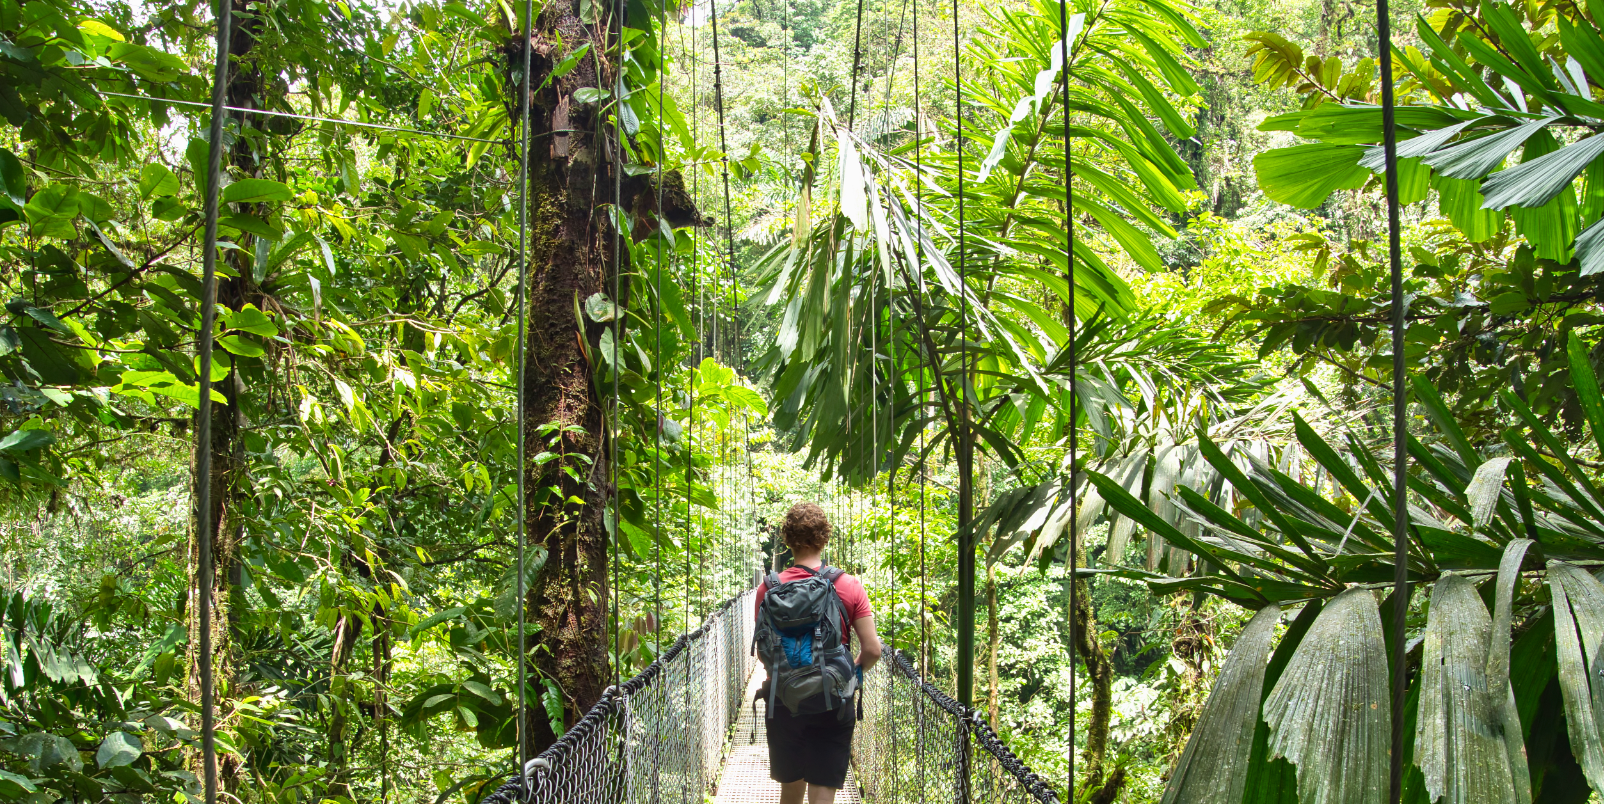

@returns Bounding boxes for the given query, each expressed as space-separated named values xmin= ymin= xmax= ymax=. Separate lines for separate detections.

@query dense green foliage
xmin=5 ymin=0 xmax=1604 ymax=799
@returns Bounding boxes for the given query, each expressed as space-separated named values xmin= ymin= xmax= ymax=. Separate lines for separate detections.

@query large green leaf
xmin=1579 ymin=217 xmax=1604 ymax=278
xmin=1358 ymin=122 xmax=1471 ymax=170
xmin=0 ymin=428 xmax=53 ymax=453
xmin=1433 ymin=173 xmax=1503 ymax=242
xmin=1262 ymin=586 xmax=1389 ymax=804
xmin=222 ymin=178 xmax=293 ymax=204
xmin=1482 ymin=134 xmax=1604 ymax=211
xmin=1295 ymin=105 xmax=1470 ymax=145
xmin=1490 ymin=540 xmax=1536 ymax=791
xmin=138 ymin=163 xmax=178 ymax=200
xmin=24 ymin=183 xmax=79 ymax=239
xmin=1240 ymin=601 xmax=1325 ymax=803
xmin=95 ymin=732 xmax=141 ymax=769
xmin=1548 ymin=560 xmax=1604 ymax=795
xmin=1415 ymin=573 xmax=1530 ymax=803
xmin=0 ymin=147 xmax=24 ymax=207
xmin=1160 ymin=604 xmax=1281 ymax=804
xmin=16 ymin=328 xmax=87 ymax=386
xmin=1463 ymin=457 xmax=1513 ymax=532
xmin=1508 ymin=129 xmax=1581 ymax=262
xmin=107 ymin=42 xmax=187 ymax=82
xmin=1567 ymin=331 xmax=1604 ymax=462
xmin=1254 ymin=144 xmax=1370 ymax=209
xmin=1424 ymin=117 xmax=1556 ymax=181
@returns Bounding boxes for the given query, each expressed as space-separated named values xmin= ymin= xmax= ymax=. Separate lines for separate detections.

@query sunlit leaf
xmin=222 ymin=178 xmax=293 ymax=204
xmin=1253 ymin=144 xmax=1370 ymax=209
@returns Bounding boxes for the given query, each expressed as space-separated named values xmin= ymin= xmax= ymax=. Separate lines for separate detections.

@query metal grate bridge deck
xmin=478 ymin=590 xmax=1060 ymax=804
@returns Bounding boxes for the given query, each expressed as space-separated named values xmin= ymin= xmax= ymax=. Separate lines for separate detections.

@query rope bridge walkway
xmin=478 ymin=590 xmax=1061 ymax=804
xmin=715 ymin=671 xmax=861 ymax=804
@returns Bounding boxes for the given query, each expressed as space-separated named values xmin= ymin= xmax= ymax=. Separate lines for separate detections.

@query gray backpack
xmin=753 ymin=564 xmax=859 ymax=719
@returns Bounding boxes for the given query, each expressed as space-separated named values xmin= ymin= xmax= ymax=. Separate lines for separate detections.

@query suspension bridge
xmin=468 ymin=589 xmax=1061 ymax=804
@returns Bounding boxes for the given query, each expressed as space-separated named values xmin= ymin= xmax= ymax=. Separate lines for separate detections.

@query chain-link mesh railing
xmin=854 ymin=650 xmax=1061 ymax=804
xmin=481 ymin=594 xmax=1058 ymax=804
xmin=480 ymin=588 xmax=758 ymax=804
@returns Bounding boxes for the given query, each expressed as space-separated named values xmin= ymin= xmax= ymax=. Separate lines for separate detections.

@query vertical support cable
xmin=651 ymin=2 xmax=667 ymax=797
xmin=911 ymin=0 xmax=926 ymax=686
xmin=882 ymin=86 xmax=900 ymax=804
xmin=706 ymin=0 xmax=720 ymax=577
xmin=609 ymin=0 xmax=628 ymax=693
xmin=681 ymin=11 xmax=698 ymax=629
xmin=845 ymin=0 xmax=872 ymax=543
xmin=710 ymin=0 xmax=738 ymax=590
xmin=194 ymin=1 xmax=233 ymax=800
xmin=692 ymin=7 xmax=706 ymax=620
xmin=1055 ymin=2 xmax=1077 ymax=797
xmin=1376 ymin=0 xmax=1409 ymax=797
xmin=847 ymin=0 xmax=867 ymax=130
xmin=747 ymin=414 xmax=755 ymax=580
xmin=952 ymin=0 xmax=974 ymax=711
xmin=783 ymin=0 xmax=791 ymax=186
xmin=513 ymin=0 xmax=535 ymax=790
xmin=878 ymin=0 xmax=911 ymax=141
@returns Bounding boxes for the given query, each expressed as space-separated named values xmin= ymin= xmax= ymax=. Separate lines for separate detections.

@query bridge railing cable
xmin=854 ymin=650 xmax=1061 ymax=804
xmin=479 ymin=588 xmax=759 ymax=804
xmin=479 ymin=594 xmax=1060 ymax=804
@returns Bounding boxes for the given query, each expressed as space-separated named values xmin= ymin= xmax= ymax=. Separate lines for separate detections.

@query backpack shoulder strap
xmin=765 ymin=571 xmax=782 ymax=590
xmin=817 ymin=567 xmax=851 ymax=646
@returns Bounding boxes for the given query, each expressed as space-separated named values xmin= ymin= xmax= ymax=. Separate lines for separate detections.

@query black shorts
xmin=766 ymin=701 xmax=855 ymax=788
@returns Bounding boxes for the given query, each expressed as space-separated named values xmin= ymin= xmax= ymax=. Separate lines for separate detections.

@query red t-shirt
xmin=754 ymin=566 xmax=873 ymax=647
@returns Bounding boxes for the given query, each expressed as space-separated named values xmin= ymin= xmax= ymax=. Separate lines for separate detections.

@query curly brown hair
xmin=780 ymin=502 xmax=832 ymax=555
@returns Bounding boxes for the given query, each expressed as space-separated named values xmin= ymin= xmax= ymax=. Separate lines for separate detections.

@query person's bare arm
xmin=852 ymin=615 xmax=883 ymax=672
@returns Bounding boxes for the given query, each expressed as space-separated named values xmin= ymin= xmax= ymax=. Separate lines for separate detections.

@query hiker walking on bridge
xmin=754 ymin=503 xmax=882 ymax=804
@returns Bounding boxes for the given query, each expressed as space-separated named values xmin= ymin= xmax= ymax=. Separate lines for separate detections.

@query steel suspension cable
xmin=912 ymin=0 xmax=927 ymax=685
xmin=680 ymin=14 xmax=699 ymax=627
xmin=1054 ymin=0 xmax=1078 ymax=795
xmin=652 ymin=1 xmax=668 ymax=797
xmin=692 ymin=8 xmax=708 ymax=618
xmin=1376 ymin=0 xmax=1409 ymax=796
xmin=783 ymin=0 xmax=791 ymax=189
xmin=952 ymin=0 xmax=975 ymax=710
xmin=100 ymin=93 xmax=504 ymax=144
xmin=707 ymin=6 xmax=720 ymax=527
xmin=609 ymin=0 xmax=628 ymax=694
xmin=514 ymin=0 xmax=536 ymax=789
xmin=193 ymin=0 xmax=233 ymax=800
xmin=667 ymin=15 xmax=692 ymax=799
xmin=877 ymin=0 xmax=911 ymax=138
xmin=881 ymin=151 xmax=900 ymax=804
xmin=848 ymin=0 xmax=867 ymax=131
xmin=709 ymin=0 xmax=739 ymax=589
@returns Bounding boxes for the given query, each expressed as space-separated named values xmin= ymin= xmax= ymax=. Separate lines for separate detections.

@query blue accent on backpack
xmin=779 ymin=626 xmax=815 ymax=667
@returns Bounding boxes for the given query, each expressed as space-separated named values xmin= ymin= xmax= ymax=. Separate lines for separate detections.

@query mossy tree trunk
xmin=511 ymin=2 xmax=623 ymax=754
xmin=1067 ymin=540 xmax=1118 ymax=798
xmin=186 ymin=2 xmax=259 ymax=792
